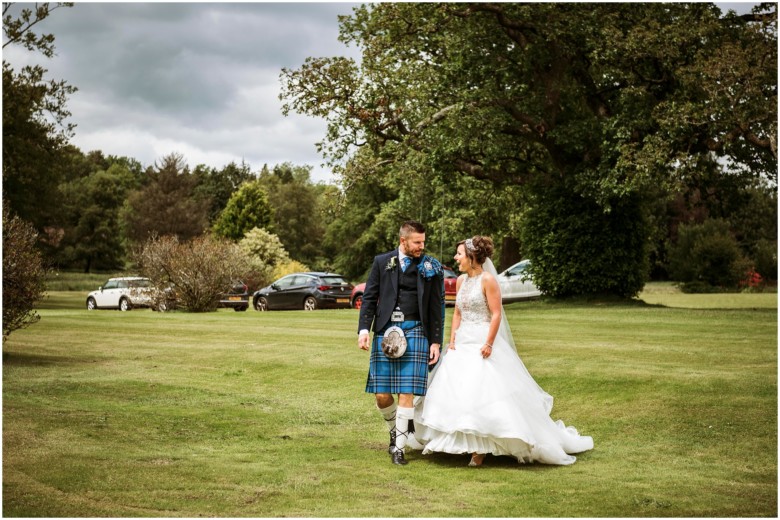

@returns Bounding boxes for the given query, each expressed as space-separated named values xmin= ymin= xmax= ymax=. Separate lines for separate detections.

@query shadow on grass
xmin=505 ymin=295 xmax=655 ymax=310
xmin=408 ymin=450 xmax=563 ymax=471
xmin=2 ymin=351 xmax=98 ymax=366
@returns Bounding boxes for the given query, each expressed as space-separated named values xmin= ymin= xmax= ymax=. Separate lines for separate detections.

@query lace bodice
xmin=456 ymin=273 xmax=492 ymax=324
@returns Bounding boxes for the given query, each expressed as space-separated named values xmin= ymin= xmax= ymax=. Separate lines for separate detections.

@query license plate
xmin=336 ymin=298 xmax=349 ymax=303
xmin=445 ymin=294 xmax=456 ymax=301
xmin=229 ymin=296 xmax=242 ymax=301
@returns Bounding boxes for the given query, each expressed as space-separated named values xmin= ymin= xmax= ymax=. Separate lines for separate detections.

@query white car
xmin=86 ymin=277 xmax=154 ymax=311
xmin=497 ymin=260 xmax=542 ymax=302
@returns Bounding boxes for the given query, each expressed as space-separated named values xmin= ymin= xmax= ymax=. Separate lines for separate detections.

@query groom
xmin=358 ymin=220 xmax=444 ymax=465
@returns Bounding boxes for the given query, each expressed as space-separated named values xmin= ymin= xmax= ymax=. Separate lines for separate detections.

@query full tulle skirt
xmin=413 ymin=322 xmax=593 ymax=465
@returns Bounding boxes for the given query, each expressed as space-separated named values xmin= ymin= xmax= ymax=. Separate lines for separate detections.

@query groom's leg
xmin=392 ymin=393 xmax=415 ymax=465
xmin=375 ymin=394 xmax=397 ymax=454
xmin=397 ymin=393 xmax=415 ymax=433
xmin=376 ymin=392 xmax=394 ymax=408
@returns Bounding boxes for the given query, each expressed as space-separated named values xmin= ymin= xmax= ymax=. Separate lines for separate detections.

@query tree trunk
xmin=500 ymin=236 xmax=522 ymax=270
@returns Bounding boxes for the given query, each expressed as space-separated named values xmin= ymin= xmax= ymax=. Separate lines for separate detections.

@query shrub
xmin=238 ymin=227 xmax=291 ymax=288
xmin=272 ymin=260 xmax=311 ymax=281
xmin=3 ymin=206 xmax=48 ymax=342
xmin=134 ymin=234 xmax=251 ymax=312
xmin=668 ymin=219 xmax=748 ymax=292
xmin=519 ymin=184 xmax=650 ymax=298
xmin=751 ymin=238 xmax=777 ymax=282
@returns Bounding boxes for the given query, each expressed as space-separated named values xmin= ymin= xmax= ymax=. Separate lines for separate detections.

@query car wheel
xmin=119 ymin=297 xmax=131 ymax=312
xmin=303 ymin=296 xmax=318 ymax=311
xmin=352 ymin=294 xmax=363 ymax=310
xmin=254 ymin=297 xmax=268 ymax=311
xmin=157 ymin=301 xmax=169 ymax=312
xmin=86 ymin=297 xmax=97 ymax=311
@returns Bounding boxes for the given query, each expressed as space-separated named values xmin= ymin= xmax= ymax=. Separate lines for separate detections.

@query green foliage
xmin=57 ymin=163 xmax=140 ymax=272
xmin=133 ymin=234 xmax=251 ymax=312
xmin=2 ymin=206 xmax=47 ymax=342
xmin=520 ymin=182 xmax=650 ymax=298
xmin=2 ymin=3 xmax=77 ymax=229
xmin=193 ymin=161 xmax=254 ymax=223
xmin=751 ymin=238 xmax=778 ymax=282
xmin=257 ymin=163 xmax=327 ymax=266
xmin=212 ymin=180 xmax=273 ymax=242
xmin=283 ymin=3 xmax=777 ymax=295
xmin=237 ymin=227 xmax=291 ymax=289
xmin=272 ymin=259 xmax=311 ymax=281
xmin=122 ymin=153 xmax=209 ymax=244
xmin=668 ymin=219 xmax=750 ymax=291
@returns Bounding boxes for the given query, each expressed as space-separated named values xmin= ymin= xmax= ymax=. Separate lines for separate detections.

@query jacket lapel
xmin=416 ymin=256 xmax=425 ymax=318
xmin=390 ymin=249 xmax=399 ymax=297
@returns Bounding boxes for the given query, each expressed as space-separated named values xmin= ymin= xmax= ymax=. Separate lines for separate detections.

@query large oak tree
xmin=281 ymin=3 xmax=776 ymax=296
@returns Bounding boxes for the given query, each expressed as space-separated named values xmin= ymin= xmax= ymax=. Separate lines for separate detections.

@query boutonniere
xmin=418 ymin=255 xmax=443 ymax=280
xmin=385 ymin=257 xmax=398 ymax=271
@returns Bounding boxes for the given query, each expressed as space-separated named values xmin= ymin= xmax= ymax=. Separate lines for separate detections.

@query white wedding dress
xmin=412 ymin=265 xmax=593 ymax=465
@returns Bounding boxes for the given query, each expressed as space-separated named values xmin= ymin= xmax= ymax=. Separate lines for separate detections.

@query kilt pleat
xmin=365 ymin=321 xmax=429 ymax=395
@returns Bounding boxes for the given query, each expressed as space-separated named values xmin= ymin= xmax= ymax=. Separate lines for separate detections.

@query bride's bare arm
xmin=448 ymin=275 xmax=466 ymax=350
xmin=482 ymin=272 xmax=502 ymax=358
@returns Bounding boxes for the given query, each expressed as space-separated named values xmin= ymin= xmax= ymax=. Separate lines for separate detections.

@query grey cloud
xmin=3 ymin=2 xmax=361 ymax=182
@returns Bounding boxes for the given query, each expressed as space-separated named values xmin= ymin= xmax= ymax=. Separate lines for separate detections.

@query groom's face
xmin=400 ymin=232 xmax=425 ymax=258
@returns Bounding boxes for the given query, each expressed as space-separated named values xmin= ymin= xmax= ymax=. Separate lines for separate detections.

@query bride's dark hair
xmin=458 ymin=236 xmax=494 ymax=265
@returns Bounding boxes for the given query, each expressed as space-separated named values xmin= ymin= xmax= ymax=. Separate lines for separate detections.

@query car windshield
xmin=320 ymin=276 xmax=348 ymax=285
xmin=443 ymin=268 xmax=457 ymax=278
xmin=507 ymin=262 xmax=529 ymax=276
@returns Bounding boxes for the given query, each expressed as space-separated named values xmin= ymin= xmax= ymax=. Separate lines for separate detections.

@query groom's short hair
xmin=400 ymin=220 xmax=425 ymax=238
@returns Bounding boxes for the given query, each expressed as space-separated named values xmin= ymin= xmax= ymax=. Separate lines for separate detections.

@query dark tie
xmin=401 ymin=257 xmax=411 ymax=272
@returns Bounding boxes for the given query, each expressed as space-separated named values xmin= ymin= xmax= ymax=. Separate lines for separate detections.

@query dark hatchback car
xmin=218 ymin=281 xmax=250 ymax=311
xmin=253 ymin=272 xmax=354 ymax=311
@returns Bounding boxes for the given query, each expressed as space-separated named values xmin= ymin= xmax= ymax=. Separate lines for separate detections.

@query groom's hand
xmin=429 ymin=343 xmax=440 ymax=365
xmin=358 ymin=332 xmax=370 ymax=351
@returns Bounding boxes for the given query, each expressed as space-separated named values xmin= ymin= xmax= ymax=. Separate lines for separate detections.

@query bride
xmin=412 ymin=236 xmax=594 ymax=466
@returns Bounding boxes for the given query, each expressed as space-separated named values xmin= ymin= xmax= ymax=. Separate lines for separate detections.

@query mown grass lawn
xmin=3 ymin=285 xmax=777 ymax=517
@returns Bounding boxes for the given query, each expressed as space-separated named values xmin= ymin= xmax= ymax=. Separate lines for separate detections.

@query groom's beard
xmin=400 ymin=245 xmax=424 ymax=258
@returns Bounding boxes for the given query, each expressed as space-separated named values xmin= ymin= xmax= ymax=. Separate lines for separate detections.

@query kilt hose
xmin=365 ymin=320 xmax=429 ymax=396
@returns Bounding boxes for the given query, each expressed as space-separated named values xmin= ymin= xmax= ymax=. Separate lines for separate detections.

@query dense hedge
xmin=667 ymin=219 xmax=752 ymax=292
xmin=520 ymin=184 xmax=650 ymax=299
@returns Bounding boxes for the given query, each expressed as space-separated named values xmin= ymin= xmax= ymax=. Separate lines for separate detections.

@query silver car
xmin=86 ymin=277 xmax=154 ymax=311
xmin=497 ymin=260 xmax=542 ymax=302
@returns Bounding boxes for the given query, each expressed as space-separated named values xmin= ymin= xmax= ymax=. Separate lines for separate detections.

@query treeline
xmin=26 ymin=147 xmax=341 ymax=281
xmin=4 ymin=2 xmax=779 ymax=323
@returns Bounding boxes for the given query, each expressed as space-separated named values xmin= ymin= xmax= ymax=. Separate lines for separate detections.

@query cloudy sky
xmin=3 ymin=2 xmax=760 ymax=185
xmin=3 ymin=2 xmax=362 ymax=184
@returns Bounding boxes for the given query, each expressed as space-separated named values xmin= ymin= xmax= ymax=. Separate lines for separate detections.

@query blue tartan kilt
xmin=365 ymin=321 xmax=429 ymax=396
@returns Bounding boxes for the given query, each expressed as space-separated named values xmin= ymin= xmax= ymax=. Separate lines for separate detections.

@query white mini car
xmin=497 ymin=260 xmax=542 ymax=302
xmin=86 ymin=277 xmax=154 ymax=311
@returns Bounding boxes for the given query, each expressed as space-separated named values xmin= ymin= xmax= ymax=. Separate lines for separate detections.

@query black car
xmin=253 ymin=272 xmax=354 ymax=311
xmin=219 ymin=281 xmax=250 ymax=311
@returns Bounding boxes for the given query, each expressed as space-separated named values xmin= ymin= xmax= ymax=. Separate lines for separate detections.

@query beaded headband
xmin=465 ymin=238 xmax=476 ymax=251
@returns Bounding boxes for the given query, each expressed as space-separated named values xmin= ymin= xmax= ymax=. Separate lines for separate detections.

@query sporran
xmin=381 ymin=326 xmax=407 ymax=358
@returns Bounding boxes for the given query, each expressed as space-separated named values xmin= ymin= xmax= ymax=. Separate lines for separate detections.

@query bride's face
xmin=454 ymin=244 xmax=468 ymax=272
